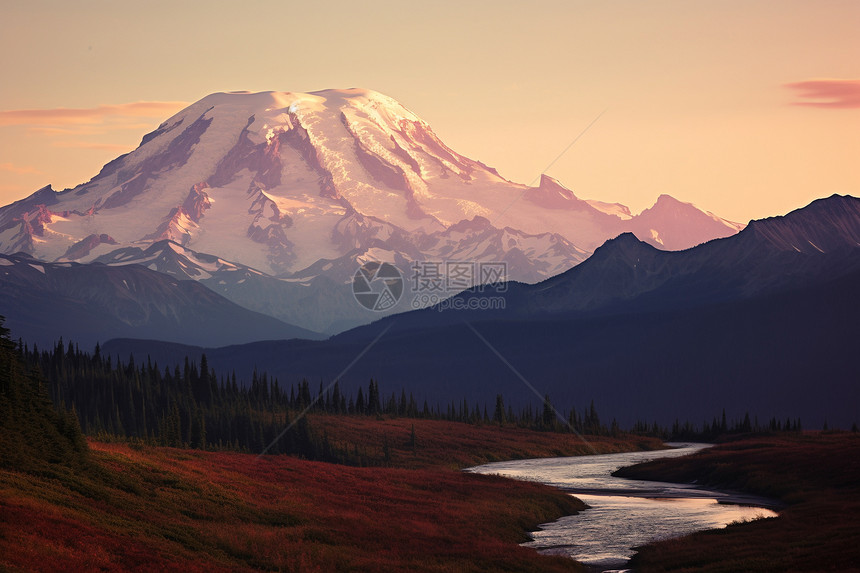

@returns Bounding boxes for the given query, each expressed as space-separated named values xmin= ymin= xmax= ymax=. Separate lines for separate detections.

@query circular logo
xmin=352 ymin=261 xmax=404 ymax=311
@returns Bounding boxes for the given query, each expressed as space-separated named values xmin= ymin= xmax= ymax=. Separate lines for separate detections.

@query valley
xmin=0 ymin=77 xmax=857 ymax=573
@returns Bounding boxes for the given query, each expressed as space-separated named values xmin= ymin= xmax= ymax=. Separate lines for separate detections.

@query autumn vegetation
xmin=3 ymin=315 xmax=853 ymax=571
xmin=2 ymin=440 xmax=596 ymax=572
xmin=0 ymin=317 xmax=664 ymax=572
xmin=614 ymin=433 xmax=860 ymax=572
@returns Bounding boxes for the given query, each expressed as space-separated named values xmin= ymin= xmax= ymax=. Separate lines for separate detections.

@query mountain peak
xmin=0 ymin=88 xmax=746 ymax=335
xmin=746 ymin=194 xmax=860 ymax=254
xmin=197 ymin=87 xmax=402 ymax=106
xmin=595 ymin=231 xmax=657 ymax=255
xmin=645 ymin=193 xmax=693 ymax=213
xmin=627 ymin=194 xmax=743 ymax=251
xmin=521 ymin=174 xmax=585 ymax=211
xmin=539 ymin=174 xmax=574 ymax=192
xmin=654 ymin=193 xmax=684 ymax=205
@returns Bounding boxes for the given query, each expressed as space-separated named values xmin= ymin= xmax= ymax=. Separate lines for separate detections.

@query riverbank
xmin=613 ymin=432 xmax=860 ymax=572
xmin=469 ymin=444 xmax=778 ymax=570
xmin=0 ymin=440 xmax=586 ymax=572
xmin=0 ymin=419 xmax=662 ymax=571
xmin=307 ymin=414 xmax=665 ymax=469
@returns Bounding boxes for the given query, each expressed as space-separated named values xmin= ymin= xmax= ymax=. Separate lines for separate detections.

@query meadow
xmin=0 ymin=413 xmax=663 ymax=572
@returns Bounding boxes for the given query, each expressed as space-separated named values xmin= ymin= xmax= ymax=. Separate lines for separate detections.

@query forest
xmin=3 ymin=321 xmax=807 ymax=466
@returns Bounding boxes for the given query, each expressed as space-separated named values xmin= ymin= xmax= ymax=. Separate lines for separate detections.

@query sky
xmin=0 ymin=0 xmax=858 ymax=224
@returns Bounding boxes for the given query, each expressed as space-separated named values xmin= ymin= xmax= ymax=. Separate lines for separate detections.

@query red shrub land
xmin=306 ymin=414 xmax=664 ymax=468
xmin=614 ymin=432 xmax=860 ymax=572
xmin=0 ymin=419 xmax=659 ymax=572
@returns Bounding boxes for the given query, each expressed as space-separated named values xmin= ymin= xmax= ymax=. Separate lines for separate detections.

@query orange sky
xmin=1 ymin=0 xmax=858 ymax=223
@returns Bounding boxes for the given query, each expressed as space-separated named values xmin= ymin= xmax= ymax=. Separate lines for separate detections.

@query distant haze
xmin=1 ymin=1 xmax=858 ymax=223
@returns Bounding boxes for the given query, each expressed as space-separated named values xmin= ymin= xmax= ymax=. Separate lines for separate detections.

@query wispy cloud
xmin=0 ymin=162 xmax=42 ymax=175
xmin=0 ymin=101 xmax=189 ymax=127
xmin=0 ymin=101 xmax=188 ymax=166
xmin=30 ymin=123 xmax=154 ymax=136
xmin=51 ymin=141 xmax=133 ymax=152
xmin=785 ymin=79 xmax=860 ymax=109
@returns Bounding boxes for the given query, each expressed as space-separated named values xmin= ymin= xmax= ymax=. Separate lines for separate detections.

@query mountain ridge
xmin=100 ymin=193 xmax=860 ymax=426
xmin=0 ymin=252 xmax=322 ymax=348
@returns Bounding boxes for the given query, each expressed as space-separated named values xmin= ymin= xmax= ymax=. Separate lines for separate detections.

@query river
xmin=467 ymin=443 xmax=779 ymax=571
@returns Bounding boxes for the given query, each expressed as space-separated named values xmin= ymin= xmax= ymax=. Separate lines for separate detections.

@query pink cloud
xmin=0 ymin=162 xmax=41 ymax=175
xmin=0 ymin=101 xmax=188 ymax=126
xmin=51 ymin=141 xmax=134 ymax=152
xmin=30 ymin=126 xmax=109 ymax=136
xmin=30 ymin=123 xmax=154 ymax=136
xmin=785 ymin=79 xmax=860 ymax=109
xmin=0 ymin=101 xmax=188 ymax=164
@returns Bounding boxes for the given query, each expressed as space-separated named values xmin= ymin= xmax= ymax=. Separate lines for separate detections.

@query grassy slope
xmin=308 ymin=414 xmax=663 ymax=469
xmin=613 ymin=433 xmax=860 ymax=572
xmin=0 ymin=418 xmax=661 ymax=572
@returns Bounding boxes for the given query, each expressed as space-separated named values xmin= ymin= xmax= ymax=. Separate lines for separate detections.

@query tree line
xmin=0 ymin=319 xmax=88 ymax=475
xmin=3 ymin=329 xmax=818 ymax=466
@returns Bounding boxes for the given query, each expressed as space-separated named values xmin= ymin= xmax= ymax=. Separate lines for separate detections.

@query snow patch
xmin=807 ymin=240 xmax=825 ymax=253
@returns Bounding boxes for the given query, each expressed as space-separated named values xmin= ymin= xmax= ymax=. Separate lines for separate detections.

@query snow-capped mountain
xmin=625 ymin=194 xmax=744 ymax=250
xmin=300 ymin=194 xmax=859 ymax=338
xmin=0 ymin=89 xmax=742 ymax=333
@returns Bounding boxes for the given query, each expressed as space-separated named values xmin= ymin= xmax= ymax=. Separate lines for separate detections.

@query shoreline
xmin=612 ymin=434 xmax=860 ymax=571
xmin=554 ymin=485 xmax=785 ymax=511
xmin=472 ymin=443 xmax=783 ymax=571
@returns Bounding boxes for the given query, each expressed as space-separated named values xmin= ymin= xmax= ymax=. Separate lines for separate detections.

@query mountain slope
xmin=103 ymin=194 xmax=860 ymax=427
xmin=625 ymin=194 xmax=745 ymax=250
xmin=105 ymin=267 xmax=860 ymax=428
xmin=0 ymin=253 xmax=321 ymax=348
xmin=389 ymin=194 xmax=860 ymax=325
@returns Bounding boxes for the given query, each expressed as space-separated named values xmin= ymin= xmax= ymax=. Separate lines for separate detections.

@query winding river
xmin=467 ymin=443 xmax=778 ymax=571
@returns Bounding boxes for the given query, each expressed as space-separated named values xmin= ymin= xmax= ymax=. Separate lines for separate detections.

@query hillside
xmin=98 ymin=194 xmax=860 ymax=427
xmin=105 ymin=251 xmax=860 ymax=428
xmin=0 ymin=439 xmax=586 ymax=572
xmin=0 ymin=252 xmax=321 ymax=348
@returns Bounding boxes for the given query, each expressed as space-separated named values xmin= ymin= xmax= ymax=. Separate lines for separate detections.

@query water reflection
xmin=468 ymin=444 xmax=778 ymax=571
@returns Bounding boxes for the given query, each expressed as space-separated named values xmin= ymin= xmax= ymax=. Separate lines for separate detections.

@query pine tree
xmin=542 ymin=395 xmax=555 ymax=429
xmin=367 ymin=379 xmax=380 ymax=415
xmin=355 ymin=387 xmax=365 ymax=414
xmin=0 ymin=316 xmax=88 ymax=472
xmin=494 ymin=394 xmax=506 ymax=425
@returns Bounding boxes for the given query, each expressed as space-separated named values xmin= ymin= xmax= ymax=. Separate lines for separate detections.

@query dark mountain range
xmin=0 ymin=253 xmax=322 ymax=348
xmin=283 ymin=194 xmax=859 ymax=335
xmin=88 ymin=239 xmax=374 ymax=334
xmin=102 ymin=195 xmax=860 ymax=427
